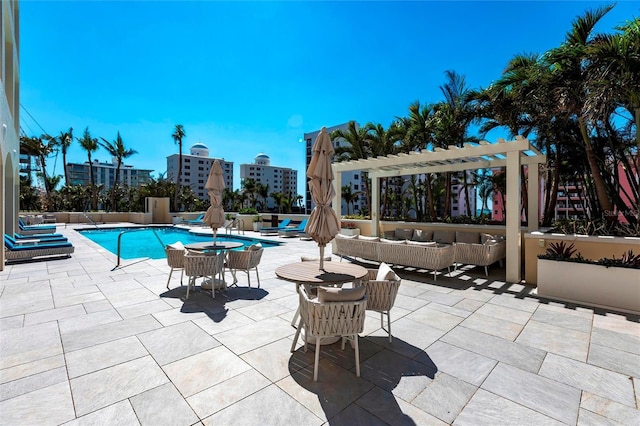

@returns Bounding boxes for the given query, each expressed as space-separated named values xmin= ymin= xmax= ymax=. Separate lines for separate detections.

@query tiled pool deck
xmin=1 ymin=224 xmax=639 ymax=425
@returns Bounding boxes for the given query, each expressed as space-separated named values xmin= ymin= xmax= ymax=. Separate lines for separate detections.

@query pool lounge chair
xmin=278 ymin=219 xmax=308 ymax=238
xmin=183 ymin=213 xmax=205 ymax=226
xmin=5 ymin=234 xmax=68 ymax=247
xmin=4 ymin=236 xmax=74 ymax=262
xmin=259 ymin=219 xmax=291 ymax=235
xmin=19 ymin=217 xmax=57 ymax=231
xmin=14 ymin=232 xmax=65 ymax=240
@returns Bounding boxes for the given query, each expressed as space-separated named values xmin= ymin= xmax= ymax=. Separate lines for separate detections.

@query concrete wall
xmin=524 ymin=232 xmax=640 ymax=285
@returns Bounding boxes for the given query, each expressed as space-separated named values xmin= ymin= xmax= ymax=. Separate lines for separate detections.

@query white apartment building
xmin=240 ymin=154 xmax=298 ymax=210
xmin=166 ymin=143 xmax=234 ymax=201
xmin=304 ymin=123 xmax=366 ymax=215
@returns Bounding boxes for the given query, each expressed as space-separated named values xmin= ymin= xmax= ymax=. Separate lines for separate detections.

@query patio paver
xmin=0 ymin=223 xmax=639 ymax=425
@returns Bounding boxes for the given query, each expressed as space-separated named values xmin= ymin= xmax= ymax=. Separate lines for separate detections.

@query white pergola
xmin=331 ymin=136 xmax=546 ymax=283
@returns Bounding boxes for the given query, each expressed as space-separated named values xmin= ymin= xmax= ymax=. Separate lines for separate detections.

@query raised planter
xmin=340 ymin=228 xmax=360 ymax=237
xmin=537 ymin=258 xmax=640 ymax=315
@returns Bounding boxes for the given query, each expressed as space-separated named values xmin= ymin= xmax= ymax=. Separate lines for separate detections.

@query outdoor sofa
xmin=334 ymin=228 xmax=506 ymax=278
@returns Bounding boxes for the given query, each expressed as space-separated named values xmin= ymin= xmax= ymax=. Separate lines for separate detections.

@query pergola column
xmin=528 ymin=163 xmax=539 ymax=231
xmin=506 ymin=151 xmax=522 ymax=282
xmin=370 ymin=173 xmax=380 ymax=237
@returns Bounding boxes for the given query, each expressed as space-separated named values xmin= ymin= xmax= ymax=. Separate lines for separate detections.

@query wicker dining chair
xmin=165 ymin=245 xmax=185 ymax=290
xmin=226 ymin=246 xmax=263 ymax=289
xmin=183 ymin=251 xmax=225 ymax=299
xmin=290 ymin=288 xmax=367 ymax=381
xmin=355 ymin=265 xmax=402 ymax=342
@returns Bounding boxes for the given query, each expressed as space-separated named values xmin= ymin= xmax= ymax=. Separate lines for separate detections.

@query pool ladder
xmin=113 ymin=228 xmax=165 ymax=270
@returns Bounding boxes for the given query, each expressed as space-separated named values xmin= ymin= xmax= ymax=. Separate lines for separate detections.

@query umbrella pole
xmin=319 ymin=245 xmax=325 ymax=270
xmin=213 ymin=229 xmax=217 ymax=246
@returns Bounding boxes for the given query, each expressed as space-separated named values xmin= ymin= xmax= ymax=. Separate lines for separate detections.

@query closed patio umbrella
xmin=203 ymin=159 xmax=226 ymax=246
xmin=305 ymin=126 xmax=340 ymax=270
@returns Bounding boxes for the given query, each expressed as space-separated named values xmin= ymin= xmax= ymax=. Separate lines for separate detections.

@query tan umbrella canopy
xmin=203 ymin=159 xmax=226 ymax=246
xmin=305 ymin=126 xmax=340 ymax=270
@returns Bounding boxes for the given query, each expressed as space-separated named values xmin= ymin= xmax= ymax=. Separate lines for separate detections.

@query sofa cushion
xmin=336 ymin=234 xmax=359 ymax=240
xmin=380 ymin=238 xmax=405 ymax=244
xmin=456 ymin=231 xmax=480 ymax=244
xmin=359 ymin=236 xmax=380 ymax=242
xmin=394 ymin=228 xmax=413 ymax=240
xmin=167 ymin=241 xmax=185 ymax=251
xmin=480 ymin=233 xmax=494 ymax=244
xmin=317 ymin=286 xmax=365 ymax=302
xmin=406 ymin=240 xmax=437 ymax=247
xmin=412 ymin=229 xmax=433 ymax=242
xmin=433 ymin=230 xmax=455 ymax=244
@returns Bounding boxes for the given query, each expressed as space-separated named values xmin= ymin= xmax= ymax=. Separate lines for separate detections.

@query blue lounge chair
xmin=5 ymin=234 xmax=68 ymax=247
xmin=18 ymin=218 xmax=57 ymax=235
xmin=259 ymin=219 xmax=291 ymax=235
xmin=183 ymin=213 xmax=205 ymax=225
xmin=14 ymin=232 xmax=65 ymax=240
xmin=4 ymin=235 xmax=74 ymax=262
xmin=277 ymin=219 xmax=309 ymax=238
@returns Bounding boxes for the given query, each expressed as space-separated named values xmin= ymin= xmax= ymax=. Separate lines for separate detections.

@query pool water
xmin=78 ymin=227 xmax=279 ymax=260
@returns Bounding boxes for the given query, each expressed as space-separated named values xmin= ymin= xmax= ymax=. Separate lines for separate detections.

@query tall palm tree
xmin=341 ymin=183 xmax=359 ymax=215
xmin=171 ymin=124 xmax=186 ymax=212
xmin=77 ymin=127 xmax=99 ymax=210
xmin=50 ymin=127 xmax=73 ymax=185
xmin=242 ymin=178 xmax=258 ymax=209
xmin=256 ymin=182 xmax=270 ymax=210
xmin=332 ymin=121 xmax=372 ymax=216
xmin=99 ymin=132 xmax=138 ymax=211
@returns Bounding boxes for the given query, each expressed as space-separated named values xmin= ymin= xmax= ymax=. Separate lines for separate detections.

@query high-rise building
xmin=166 ymin=143 xmax=233 ymax=201
xmin=304 ymin=123 xmax=366 ymax=215
xmin=240 ymin=154 xmax=298 ymax=210
xmin=1 ymin=0 xmax=20 ymax=270
xmin=67 ymin=159 xmax=153 ymax=190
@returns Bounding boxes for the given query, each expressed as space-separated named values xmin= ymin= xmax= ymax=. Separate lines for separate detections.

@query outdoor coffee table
xmin=276 ymin=261 xmax=368 ymax=345
xmin=185 ymin=241 xmax=244 ymax=289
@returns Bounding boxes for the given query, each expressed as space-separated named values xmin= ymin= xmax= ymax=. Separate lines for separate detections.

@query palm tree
xmin=332 ymin=121 xmax=372 ymax=216
xmin=20 ymin=135 xmax=56 ymax=197
xmin=171 ymin=124 xmax=186 ymax=212
xmin=242 ymin=178 xmax=258 ymax=209
xmin=545 ymin=4 xmax=616 ymax=220
xmin=256 ymin=182 xmax=270 ymax=210
xmin=341 ymin=184 xmax=360 ymax=215
xmin=77 ymin=127 xmax=99 ymax=210
xmin=99 ymin=132 xmax=138 ymax=211
xmin=50 ymin=128 xmax=73 ymax=185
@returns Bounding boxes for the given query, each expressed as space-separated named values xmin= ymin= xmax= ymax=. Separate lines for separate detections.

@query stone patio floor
xmin=1 ymin=224 xmax=639 ymax=425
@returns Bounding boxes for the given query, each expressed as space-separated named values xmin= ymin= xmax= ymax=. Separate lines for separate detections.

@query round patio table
xmin=277 ymin=261 xmax=368 ymax=346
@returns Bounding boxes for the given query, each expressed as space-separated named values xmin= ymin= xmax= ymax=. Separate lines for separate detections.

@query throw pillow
xmin=317 ymin=286 xmax=365 ymax=302
xmin=480 ymin=233 xmax=495 ymax=244
xmin=456 ymin=231 xmax=480 ymax=244
xmin=359 ymin=236 xmax=380 ymax=242
xmin=412 ymin=229 xmax=433 ymax=242
xmin=394 ymin=228 xmax=413 ymax=240
xmin=376 ymin=262 xmax=397 ymax=281
xmin=433 ymin=230 xmax=455 ymax=244
xmin=247 ymin=243 xmax=262 ymax=251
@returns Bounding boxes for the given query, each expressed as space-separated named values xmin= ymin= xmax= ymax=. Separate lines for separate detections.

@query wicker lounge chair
xmin=226 ymin=245 xmax=263 ymax=289
xmin=356 ymin=264 xmax=401 ymax=342
xmin=4 ymin=236 xmax=74 ymax=262
xmin=291 ymin=287 xmax=367 ymax=381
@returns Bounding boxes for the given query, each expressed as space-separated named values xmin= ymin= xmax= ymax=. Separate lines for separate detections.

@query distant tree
xmin=50 ymin=127 xmax=73 ymax=185
xmin=99 ymin=132 xmax=138 ymax=212
xmin=242 ymin=178 xmax=258 ymax=209
xmin=172 ymin=124 xmax=186 ymax=212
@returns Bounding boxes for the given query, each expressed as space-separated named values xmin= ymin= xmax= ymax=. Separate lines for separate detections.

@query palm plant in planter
xmin=537 ymin=242 xmax=640 ymax=315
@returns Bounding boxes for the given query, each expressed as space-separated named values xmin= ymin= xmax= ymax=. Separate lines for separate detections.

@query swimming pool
xmin=78 ymin=227 xmax=280 ymax=260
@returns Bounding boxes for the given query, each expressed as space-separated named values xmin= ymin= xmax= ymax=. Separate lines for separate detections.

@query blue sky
xmin=19 ymin=1 xmax=638 ymax=196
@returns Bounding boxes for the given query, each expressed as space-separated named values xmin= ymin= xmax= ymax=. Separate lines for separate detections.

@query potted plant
xmin=253 ymin=215 xmax=261 ymax=232
xmin=537 ymin=242 xmax=640 ymax=314
xmin=340 ymin=221 xmax=360 ymax=237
